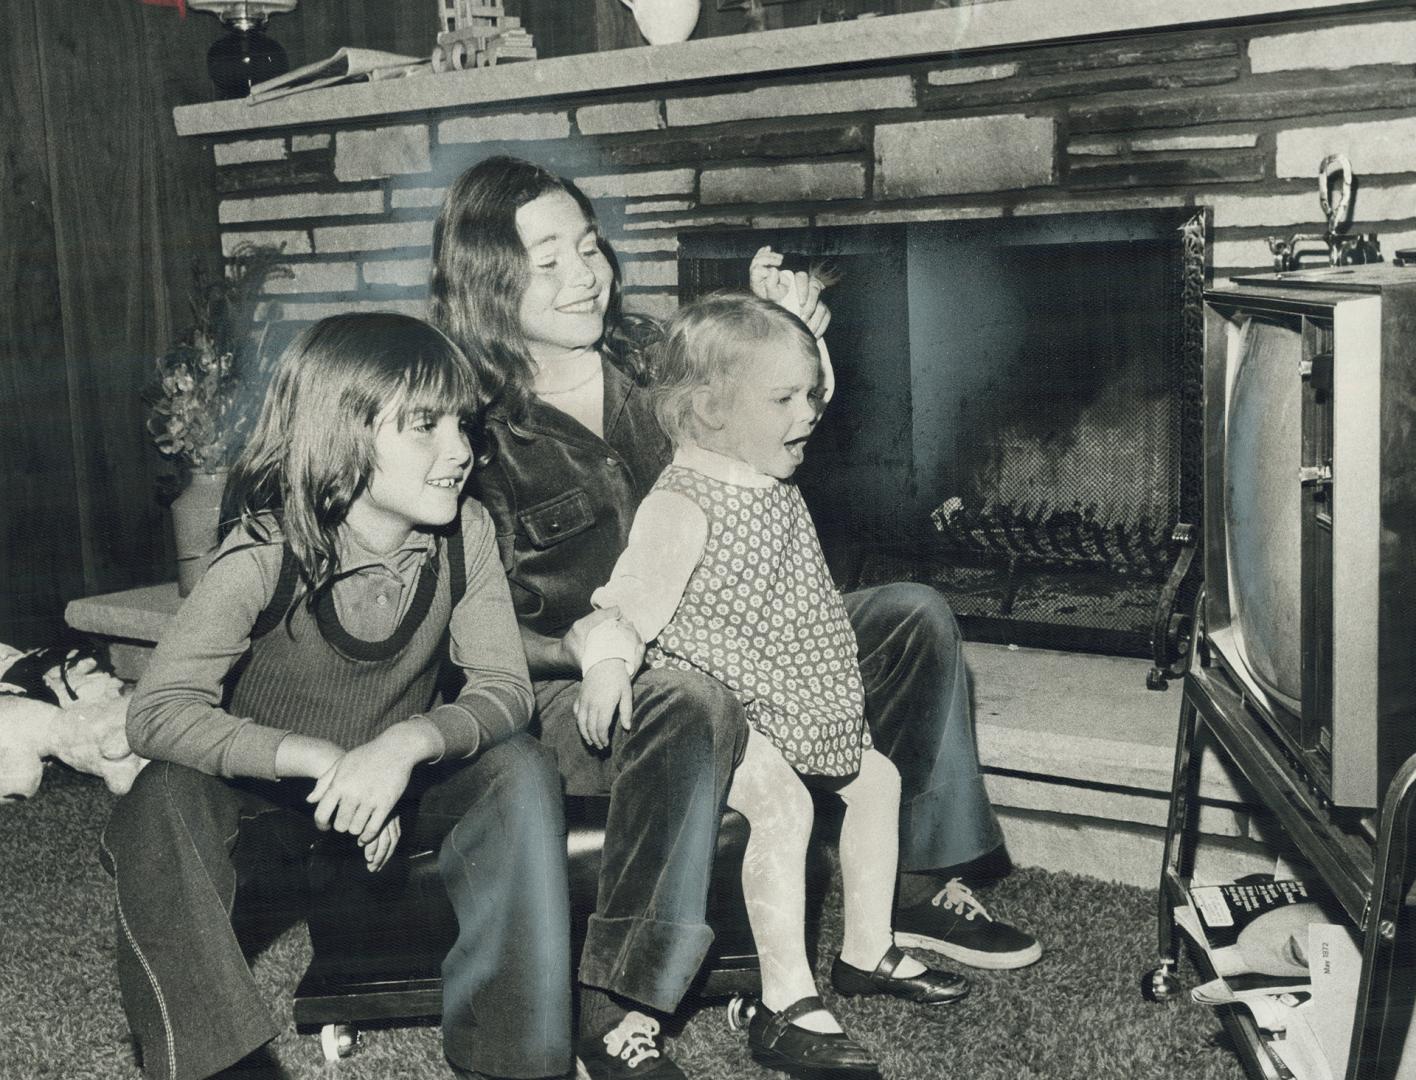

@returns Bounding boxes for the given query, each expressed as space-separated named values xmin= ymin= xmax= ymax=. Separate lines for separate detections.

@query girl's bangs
xmin=398 ymin=347 xmax=481 ymax=422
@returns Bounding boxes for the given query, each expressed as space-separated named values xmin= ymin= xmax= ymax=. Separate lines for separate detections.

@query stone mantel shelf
xmin=173 ymin=0 xmax=1397 ymax=138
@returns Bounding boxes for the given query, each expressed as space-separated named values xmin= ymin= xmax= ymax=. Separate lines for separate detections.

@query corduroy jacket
xmin=471 ymin=358 xmax=672 ymax=641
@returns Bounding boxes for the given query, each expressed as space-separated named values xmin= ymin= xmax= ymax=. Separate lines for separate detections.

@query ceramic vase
xmin=171 ymin=469 xmax=229 ymax=597
xmin=617 ymin=0 xmax=700 ymax=45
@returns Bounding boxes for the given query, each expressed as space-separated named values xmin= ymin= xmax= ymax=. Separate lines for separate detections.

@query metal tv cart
xmin=1145 ymin=641 xmax=1416 ymax=1080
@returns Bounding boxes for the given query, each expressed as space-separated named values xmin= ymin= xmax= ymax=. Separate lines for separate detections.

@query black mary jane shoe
xmin=830 ymin=943 xmax=971 ymax=1006
xmin=746 ymin=995 xmax=881 ymax=1080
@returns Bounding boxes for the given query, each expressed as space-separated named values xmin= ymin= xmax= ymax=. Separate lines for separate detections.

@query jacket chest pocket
xmin=519 ymin=489 xmax=596 ymax=549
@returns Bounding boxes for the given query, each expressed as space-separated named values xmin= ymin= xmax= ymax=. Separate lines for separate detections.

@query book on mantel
xmin=245 ymin=48 xmax=428 ymax=106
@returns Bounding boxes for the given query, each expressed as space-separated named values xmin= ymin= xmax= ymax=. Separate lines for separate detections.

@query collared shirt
xmin=127 ymin=502 xmax=533 ymax=780
xmin=334 ymin=524 xmax=439 ymax=633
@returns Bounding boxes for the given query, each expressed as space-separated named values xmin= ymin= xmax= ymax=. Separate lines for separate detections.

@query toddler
xmin=575 ymin=292 xmax=968 ymax=1080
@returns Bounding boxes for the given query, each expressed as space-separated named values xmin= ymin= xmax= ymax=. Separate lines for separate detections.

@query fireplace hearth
xmin=680 ymin=209 xmax=1205 ymax=662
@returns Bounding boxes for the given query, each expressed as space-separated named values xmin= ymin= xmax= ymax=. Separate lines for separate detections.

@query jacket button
xmin=605 ymin=456 xmax=616 ymax=466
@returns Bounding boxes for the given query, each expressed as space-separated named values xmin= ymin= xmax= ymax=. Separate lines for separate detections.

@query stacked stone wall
xmin=204 ymin=9 xmax=1416 ymax=325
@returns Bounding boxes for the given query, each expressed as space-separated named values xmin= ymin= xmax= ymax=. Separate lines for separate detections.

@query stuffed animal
xmin=0 ymin=642 xmax=147 ymax=802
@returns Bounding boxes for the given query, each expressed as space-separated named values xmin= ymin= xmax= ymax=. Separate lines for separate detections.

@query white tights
xmin=725 ymin=731 xmax=924 ymax=1033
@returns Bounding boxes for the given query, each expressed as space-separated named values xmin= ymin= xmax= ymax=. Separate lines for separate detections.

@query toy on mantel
xmin=431 ymin=1 xmax=537 ymax=72
xmin=0 ymin=642 xmax=147 ymax=803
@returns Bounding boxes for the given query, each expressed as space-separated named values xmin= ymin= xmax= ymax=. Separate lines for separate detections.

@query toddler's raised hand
xmin=749 ymin=245 xmax=792 ymax=305
xmin=749 ymin=246 xmax=831 ymax=338
xmin=574 ymin=659 xmax=634 ymax=751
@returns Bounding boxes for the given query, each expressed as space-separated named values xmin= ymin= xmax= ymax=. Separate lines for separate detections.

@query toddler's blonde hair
xmin=650 ymin=291 xmax=817 ymax=448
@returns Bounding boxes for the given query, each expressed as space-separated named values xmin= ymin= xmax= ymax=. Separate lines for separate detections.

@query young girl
xmin=576 ymin=292 xmax=969 ymax=1080
xmin=101 ymin=313 xmax=573 ymax=1080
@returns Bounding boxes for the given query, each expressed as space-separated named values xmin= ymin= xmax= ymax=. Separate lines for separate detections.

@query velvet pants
xmin=533 ymin=581 xmax=1002 ymax=1015
xmin=99 ymin=734 xmax=571 ymax=1080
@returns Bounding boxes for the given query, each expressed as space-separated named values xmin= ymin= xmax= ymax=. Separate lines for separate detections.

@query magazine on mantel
xmin=245 ymin=48 xmax=428 ymax=106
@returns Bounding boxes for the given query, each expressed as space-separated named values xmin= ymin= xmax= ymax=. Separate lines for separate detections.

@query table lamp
xmin=189 ymin=0 xmax=299 ymax=100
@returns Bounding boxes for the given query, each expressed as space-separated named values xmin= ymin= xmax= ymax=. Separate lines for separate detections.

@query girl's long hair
xmin=219 ymin=312 xmax=483 ymax=601
xmin=429 ymin=154 xmax=653 ymax=421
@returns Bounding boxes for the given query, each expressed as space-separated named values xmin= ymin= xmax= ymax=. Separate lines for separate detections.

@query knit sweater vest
xmin=648 ymin=464 xmax=867 ymax=777
xmin=225 ymin=526 xmax=464 ymax=750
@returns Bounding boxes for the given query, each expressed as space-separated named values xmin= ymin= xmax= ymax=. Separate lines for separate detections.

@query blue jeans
xmin=534 ymin=582 xmax=1002 ymax=1014
xmin=99 ymin=734 xmax=571 ymax=1080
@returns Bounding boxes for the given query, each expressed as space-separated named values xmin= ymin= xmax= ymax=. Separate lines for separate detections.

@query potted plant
xmin=146 ymin=243 xmax=288 ymax=595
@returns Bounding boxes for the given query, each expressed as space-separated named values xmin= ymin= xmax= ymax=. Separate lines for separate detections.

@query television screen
xmin=1224 ymin=316 xmax=1303 ymax=715
xmin=1204 ymin=267 xmax=1416 ymax=808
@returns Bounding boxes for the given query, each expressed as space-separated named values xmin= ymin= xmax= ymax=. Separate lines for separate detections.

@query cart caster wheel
xmin=431 ymin=44 xmax=449 ymax=73
xmin=1141 ymin=966 xmax=1180 ymax=1003
xmin=726 ymin=994 xmax=759 ymax=1032
xmin=320 ymin=1023 xmax=357 ymax=1062
xmin=449 ymin=41 xmax=469 ymax=71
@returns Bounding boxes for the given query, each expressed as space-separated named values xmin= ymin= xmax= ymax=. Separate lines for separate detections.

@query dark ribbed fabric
xmin=226 ymin=531 xmax=460 ymax=750
xmin=578 ymin=986 xmax=630 ymax=1040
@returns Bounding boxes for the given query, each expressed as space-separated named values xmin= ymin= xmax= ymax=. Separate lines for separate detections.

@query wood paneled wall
xmin=2 ymin=0 xmax=213 ymax=648
xmin=0 ymin=0 xmax=437 ymax=649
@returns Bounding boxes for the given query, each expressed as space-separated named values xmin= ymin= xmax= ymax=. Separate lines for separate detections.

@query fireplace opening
xmin=677 ymin=209 xmax=1205 ymax=659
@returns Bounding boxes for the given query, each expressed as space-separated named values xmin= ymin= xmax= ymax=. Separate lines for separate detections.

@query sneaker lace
xmin=603 ymin=1012 xmax=662 ymax=1069
xmin=931 ymin=877 xmax=993 ymax=923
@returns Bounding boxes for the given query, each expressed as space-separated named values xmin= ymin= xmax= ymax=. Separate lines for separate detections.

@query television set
xmin=1201 ymin=265 xmax=1416 ymax=809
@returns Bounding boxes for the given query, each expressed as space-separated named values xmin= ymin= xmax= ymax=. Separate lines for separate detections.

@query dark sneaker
xmin=894 ymin=878 xmax=1042 ymax=970
xmin=576 ymin=1012 xmax=685 ymax=1080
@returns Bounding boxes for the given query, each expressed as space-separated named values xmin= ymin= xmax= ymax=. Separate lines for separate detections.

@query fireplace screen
xmin=677 ymin=209 xmax=1205 ymax=659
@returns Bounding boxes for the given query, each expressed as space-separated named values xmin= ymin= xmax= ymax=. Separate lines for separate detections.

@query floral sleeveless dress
xmin=648 ymin=464 xmax=868 ymax=777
